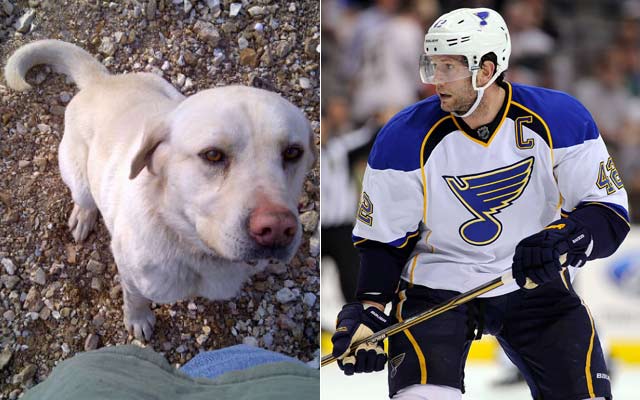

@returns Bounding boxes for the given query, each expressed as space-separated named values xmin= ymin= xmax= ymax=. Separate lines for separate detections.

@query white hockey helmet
xmin=420 ymin=8 xmax=511 ymax=90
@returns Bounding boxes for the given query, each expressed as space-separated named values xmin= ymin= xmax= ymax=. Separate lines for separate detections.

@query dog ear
xmin=129 ymin=120 xmax=169 ymax=180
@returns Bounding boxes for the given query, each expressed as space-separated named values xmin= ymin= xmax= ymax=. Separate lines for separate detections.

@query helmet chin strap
xmin=452 ymin=69 xmax=500 ymax=118
xmin=452 ymin=88 xmax=484 ymax=118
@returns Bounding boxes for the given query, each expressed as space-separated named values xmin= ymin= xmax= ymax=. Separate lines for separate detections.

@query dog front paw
xmin=68 ymin=204 xmax=98 ymax=242
xmin=123 ymin=306 xmax=156 ymax=341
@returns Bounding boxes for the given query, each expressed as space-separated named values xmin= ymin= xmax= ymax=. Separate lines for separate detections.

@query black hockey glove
xmin=512 ymin=218 xmax=592 ymax=288
xmin=331 ymin=303 xmax=390 ymax=375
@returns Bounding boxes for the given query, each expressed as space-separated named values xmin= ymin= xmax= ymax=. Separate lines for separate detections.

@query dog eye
xmin=282 ymin=145 xmax=303 ymax=162
xmin=200 ymin=148 xmax=226 ymax=164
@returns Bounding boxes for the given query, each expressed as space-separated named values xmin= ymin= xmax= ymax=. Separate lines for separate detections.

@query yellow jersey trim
xmin=409 ymin=255 xmax=419 ymax=287
xmin=420 ymin=115 xmax=453 ymax=223
xmin=510 ymin=100 xmax=554 ymax=165
xmin=583 ymin=202 xmax=631 ymax=227
xmin=353 ymin=238 xmax=368 ymax=247
xmin=397 ymin=290 xmax=427 ymax=384
xmin=582 ymin=299 xmax=596 ymax=397
xmin=398 ymin=230 xmax=421 ymax=249
xmin=450 ymin=81 xmax=513 ymax=148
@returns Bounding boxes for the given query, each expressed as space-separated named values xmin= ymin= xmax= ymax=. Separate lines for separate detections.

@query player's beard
xmin=451 ymin=87 xmax=478 ymax=115
xmin=438 ymin=82 xmax=477 ymax=114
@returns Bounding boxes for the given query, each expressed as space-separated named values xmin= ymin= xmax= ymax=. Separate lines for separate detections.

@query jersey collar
xmin=451 ymin=81 xmax=512 ymax=147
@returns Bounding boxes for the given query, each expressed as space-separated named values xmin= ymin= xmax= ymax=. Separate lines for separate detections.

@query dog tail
xmin=5 ymin=39 xmax=109 ymax=91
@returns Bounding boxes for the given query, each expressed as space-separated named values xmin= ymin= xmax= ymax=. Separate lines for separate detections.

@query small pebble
xmin=262 ymin=332 xmax=274 ymax=347
xmin=276 ymin=287 xmax=296 ymax=303
xmin=59 ymin=92 xmax=72 ymax=103
xmin=247 ymin=6 xmax=266 ymax=17
xmin=1 ymin=258 xmax=15 ymax=275
xmin=2 ymin=0 xmax=14 ymax=15
xmin=229 ymin=3 xmax=241 ymax=17
xmin=266 ymin=262 xmax=287 ymax=275
xmin=85 ymin=334 xmax=99 ymax=351
xmin=299 ymin=77 xmax=312 ymax=89
xmin=86 ymin=259 xmax=105 ymax=274
xmin=196 ymin=334 xmax=209 ymax=345
xmin=3 ymin=310 xmax=15 ymax=322
xmin=31 ymin=268 xmax=46 ymax=285
xmin=2 ymin=275 xmax=20 ymax=290
xmin=37 ymin=123 xmax=51 ymax=133
xmin=303 ymin=292 xmax=317 ymax=307
xmin=176 ymin=73 xmax=186 ymax=87
xmin=243 ymin=336 xmax=259 ymax=347
xmin=0 ymin=347 xmax=12 ymax=370
xmin=13 ymin=364 xmax=36 ymax=384
xmin=238 ymin=36 xmax=249 ymax=49
xmin=183 ymin=0 xmax=192 ymax=14
xmin=90 ymin=277 xmax=102 ymax=290
xmin=183 ymin=78 xmax=194 ymax=91
xmin=15 ymin=9 xmax=35 ymax=33
xmin=92 ymin=314 xmax=105 ymax=327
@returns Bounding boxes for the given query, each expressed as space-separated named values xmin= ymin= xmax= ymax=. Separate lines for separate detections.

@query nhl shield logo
xmin=389 ymin=353 xmax=406 ymax=379
xmin=477 ymin=126 xmax=490 ymax=140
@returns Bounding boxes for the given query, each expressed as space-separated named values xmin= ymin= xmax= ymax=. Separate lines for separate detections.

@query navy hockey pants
xmin=388 ymin=272 xmax=611 ymax=400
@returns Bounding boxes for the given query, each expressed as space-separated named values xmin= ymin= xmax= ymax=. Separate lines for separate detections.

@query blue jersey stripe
xmin=510 ymin=83 xmax=599 ymax=149
xmin=368 ymin=97 xmax=448 ymax=172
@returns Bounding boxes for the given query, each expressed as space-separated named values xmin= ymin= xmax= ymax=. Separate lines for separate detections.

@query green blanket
xmin=22 ymin=345 xmax=319 ymax=400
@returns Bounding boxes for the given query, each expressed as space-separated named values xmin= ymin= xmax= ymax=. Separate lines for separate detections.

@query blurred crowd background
xmin=321 ymin=0 xmax=640 ymax=304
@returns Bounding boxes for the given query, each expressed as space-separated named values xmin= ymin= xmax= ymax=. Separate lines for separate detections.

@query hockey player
xmin=331 ymin=7 xmax=629 ymax=400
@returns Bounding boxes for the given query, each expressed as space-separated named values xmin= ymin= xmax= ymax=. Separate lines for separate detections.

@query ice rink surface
xmin=321 ymin=257 xmax=640 ymax=399
xmin=321 ymin=361 xmax=640 ymax=399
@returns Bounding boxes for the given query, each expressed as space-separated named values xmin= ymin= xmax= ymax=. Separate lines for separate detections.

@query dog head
xmin=129 ymin=86 xmax=316 ymax=262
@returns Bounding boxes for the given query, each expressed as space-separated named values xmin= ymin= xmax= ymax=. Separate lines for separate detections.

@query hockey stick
xmin=321 ymin=256 xmax=566 ymax=367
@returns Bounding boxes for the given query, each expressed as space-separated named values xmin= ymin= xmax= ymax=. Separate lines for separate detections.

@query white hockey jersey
xmin=353 ymin=82 xmax=629 ymax=296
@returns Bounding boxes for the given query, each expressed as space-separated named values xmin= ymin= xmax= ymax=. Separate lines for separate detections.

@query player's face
xmin=429 ymin=56 xmax=477 ymax=114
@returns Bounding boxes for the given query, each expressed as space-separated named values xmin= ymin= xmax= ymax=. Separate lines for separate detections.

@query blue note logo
xmin=389 ymin=353 xmax=406 ymax=379
xmin=475 ymin=11 xmax=489 ymax=26
xmin=444 ymin=157 xmax=535 ymax=246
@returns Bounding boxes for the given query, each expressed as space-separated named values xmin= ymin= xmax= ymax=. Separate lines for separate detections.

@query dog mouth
xmin=243 ymin=244 xmax=294 ymax=262
xmin=194 ymin=217 xmax=299 ymax=263
xmin=198 ymin=233 xmax=296 ymax=263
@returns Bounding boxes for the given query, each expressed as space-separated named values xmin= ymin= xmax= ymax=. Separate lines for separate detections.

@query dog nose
xmin=249 ymin=205 xmax=297 ymax=247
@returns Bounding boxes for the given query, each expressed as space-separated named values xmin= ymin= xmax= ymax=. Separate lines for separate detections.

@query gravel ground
xmin=0 ymin=0 xmax=320 ymax=398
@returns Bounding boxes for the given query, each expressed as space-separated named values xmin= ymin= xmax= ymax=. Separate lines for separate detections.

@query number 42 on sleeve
xmin=596 ymin=157 xmax=624 ymax=194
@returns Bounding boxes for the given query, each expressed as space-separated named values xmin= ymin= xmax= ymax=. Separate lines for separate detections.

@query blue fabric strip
xmin=180 ymin=345 xmax=307 ymax=380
